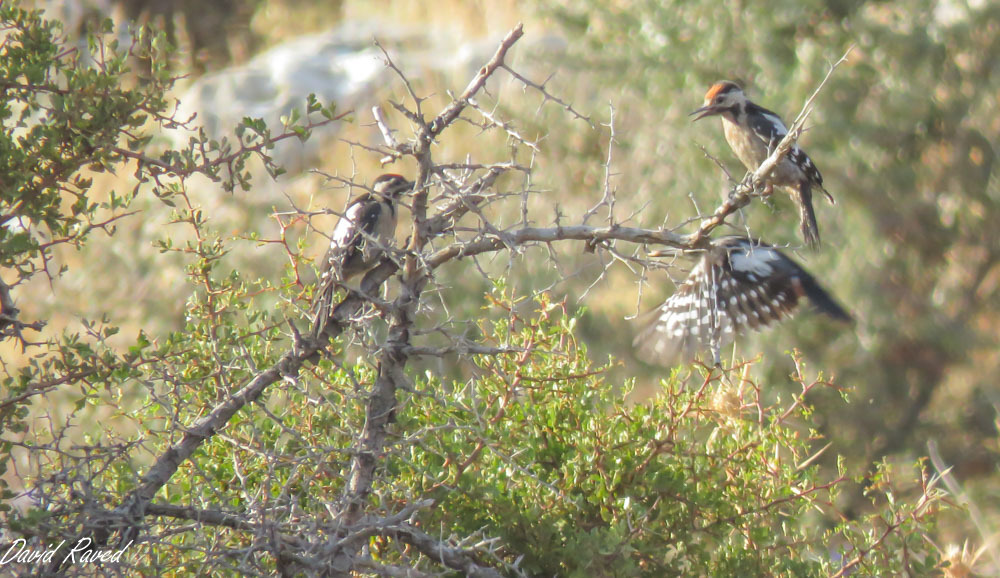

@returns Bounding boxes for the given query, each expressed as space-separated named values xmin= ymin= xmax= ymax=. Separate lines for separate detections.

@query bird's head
xmin=372 ymin=173 xmax=414 ymax=199
xmin=690 ymin=81 xmax=745 ymax=121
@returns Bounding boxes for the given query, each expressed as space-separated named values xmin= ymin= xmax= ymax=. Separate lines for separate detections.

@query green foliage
xmin=384 ymin=289 xmax=944 ymax=576
xmin=0 ymin=3 xmax=170 ymax=278
xmin=5 ymin=265 xmax=945 ymax=574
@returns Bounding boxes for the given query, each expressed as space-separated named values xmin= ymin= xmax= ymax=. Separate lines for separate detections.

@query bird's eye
xmin=714 ymin=96 xmax=724 ymax=104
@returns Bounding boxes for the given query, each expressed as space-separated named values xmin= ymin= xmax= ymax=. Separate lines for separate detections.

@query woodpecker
xmin=311 ymin=173 xmax=413 ymax=338
xmin=633 ymin=236 xmax=851 ymax=366
xmin=692 ymin=81 xmax=833 ymax=248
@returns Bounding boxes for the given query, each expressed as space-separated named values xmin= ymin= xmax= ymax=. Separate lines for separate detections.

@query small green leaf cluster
xmin=0 ymin=3 xmax=170 ymax=278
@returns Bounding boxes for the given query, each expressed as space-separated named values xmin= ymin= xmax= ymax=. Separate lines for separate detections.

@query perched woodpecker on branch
xmin=633 ymin=236 xmax=851 ymax=366
xmin=311 ymin=173 xmax=413 ymax=338
xmin=692 ymin=81 xmax=834 ymax=248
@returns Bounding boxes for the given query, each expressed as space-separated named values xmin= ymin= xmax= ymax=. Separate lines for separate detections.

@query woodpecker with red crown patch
xmin=692 ymin=81 xmax=833 ymax=248
xmin=311 ymin=173 xmax=413 ymax=339
xmin=634 ymin=236 xmax=851 ymax=365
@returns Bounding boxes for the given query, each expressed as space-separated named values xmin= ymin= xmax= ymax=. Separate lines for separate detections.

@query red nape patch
xmin=704 ymin=81 xmax=738 ymax=102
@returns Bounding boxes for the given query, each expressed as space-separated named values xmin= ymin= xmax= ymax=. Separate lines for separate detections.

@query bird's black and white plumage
xmin=633 ymin=236 xmax=851 ymax=365
xmin=311 ymin=173 xmax=413 ymax=338
xmin=691 ymin=81 xmax=833 ymax=248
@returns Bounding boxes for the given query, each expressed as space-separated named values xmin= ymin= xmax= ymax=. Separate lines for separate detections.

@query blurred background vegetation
xmin=8 ymin=0 xmax=1000 ymax=571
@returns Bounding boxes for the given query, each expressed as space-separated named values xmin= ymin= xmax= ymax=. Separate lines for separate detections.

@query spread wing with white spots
xmin=633 ymin=257 xmax=737 ymax=363
xmin=721 ymin=243 xmax=804 ymax=332
xmin=634 ymin=237 xmax=850 ymax=366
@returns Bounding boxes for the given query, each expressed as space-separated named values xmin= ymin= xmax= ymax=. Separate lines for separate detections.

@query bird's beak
xmin=689 ymin=105 xmax=717 ymax=121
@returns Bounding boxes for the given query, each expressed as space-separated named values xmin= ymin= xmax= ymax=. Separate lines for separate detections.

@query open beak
xmin=689 ymin=105 xmax=718 ymax=121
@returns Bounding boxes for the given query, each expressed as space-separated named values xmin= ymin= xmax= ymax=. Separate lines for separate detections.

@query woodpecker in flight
xmin=633 ymin=236 xmax=851 ymax=366
xmin=692 ymin=81 xmax=833 ymax=248
xmin=311 ymin=173 xmax=413 ymax=338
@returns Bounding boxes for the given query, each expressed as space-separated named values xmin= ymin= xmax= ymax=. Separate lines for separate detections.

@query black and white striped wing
xmin=747 ymin=103 xmax=825 ymax=191
xmin=320 ymin=196 xmax=383 ymax=282
xmin=633 ymin=239 xmax=824 ymax=365
xmin=747 ymin=104 xmax=789 ymax=150
xmin=312 ymin=196 xmax=382 ymax=337
xmin=633 ymin=257 xmax=736 ymax=363
xmin=718 ymin=243 xmax=803 ymax=331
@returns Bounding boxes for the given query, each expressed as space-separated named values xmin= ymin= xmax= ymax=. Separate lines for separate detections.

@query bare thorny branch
xmin=48 ymin=24 xmax=853 ymax=577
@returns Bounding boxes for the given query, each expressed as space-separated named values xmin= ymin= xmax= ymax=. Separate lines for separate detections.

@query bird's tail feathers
xmin=310 ymin=284 xmax=335 ymax=340
xmin=793 ymin=185 xmax=822 ymax=249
